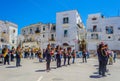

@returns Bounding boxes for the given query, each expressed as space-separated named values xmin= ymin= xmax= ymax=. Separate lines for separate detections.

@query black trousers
xmin=64 ymin=57 xmax=66 ymax=65
xmin=99 ymin=61 xmax=106 ymax=76
xmin=16 ymin=57 xmax=21 ymax=67
xmin=4 ymin=56 xmax=9 ymax=65
xmin=68 ymin=56 xmax=71 ymax=65
xmin=57 ymin=59 xmax=61 ymax=67
xmin=83 ymin=56 xmax=87 ymax=63
xmin=46 ymin=60 xmax=51 ymax=70
xmin=11 ymin=54 xmax=14 ymax=61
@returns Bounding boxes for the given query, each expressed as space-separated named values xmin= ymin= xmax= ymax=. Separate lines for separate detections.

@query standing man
xmin=11 ymin=47 xmax=15 ymax=61
xmin=56 ymin=50 xmax=61 ymax=67
xmin=97 ymin=43 xmax=108 ymax=77
xmin=63 ymin=49 xmax=67 ymax=66
xmin=45 ymin=44 xmax=51 ymax=72
xmin=67 ymin=49 xmax=71 ymax=65
xmin=16 ymin=46 xmax=22 ymax=67
xmin=72 ymin=50 xmax=76 ymax=64
xmin=2 ymin=46 xmax=9 ymax=65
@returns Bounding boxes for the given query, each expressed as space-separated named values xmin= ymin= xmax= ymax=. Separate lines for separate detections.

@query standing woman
xmin=45 ymin=44 xmax=51 ymax=71
xmin=16 ymin=46 xmax=21 ymax=67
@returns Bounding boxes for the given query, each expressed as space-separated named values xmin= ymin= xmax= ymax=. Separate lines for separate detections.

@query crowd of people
xmin=0 ymin=44 xmax=89 ymax=70
xmin=0 ymin=43 xmax=118 ymax=75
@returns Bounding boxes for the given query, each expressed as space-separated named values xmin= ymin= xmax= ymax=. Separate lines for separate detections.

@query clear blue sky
xmin=0 ymin=0 xmax=119 ymax=34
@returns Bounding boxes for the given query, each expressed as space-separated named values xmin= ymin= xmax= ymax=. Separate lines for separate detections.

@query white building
xmin=56 ymin=10 xmax=85 ymax=51
xmin=0 ymin=20 xmax=18 ymax=49
xmin=21 ymin=23 xmax=56 ymax=50
xmin=87 ymin=13 xmax=120 ymax=51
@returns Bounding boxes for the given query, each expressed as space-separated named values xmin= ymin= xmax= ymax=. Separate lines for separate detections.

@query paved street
xmin=0 ymin=58 xmax=120 ymax=81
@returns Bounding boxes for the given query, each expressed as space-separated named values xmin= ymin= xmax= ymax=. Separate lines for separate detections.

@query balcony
xmin=35 ymin=30 xmax=40 ymax=34
xmin=49 ymin=38 xmax=55 ymax=41
xmin=77 ymin=23 xmax=83 ymax=29
xmin=87 ymin=29 xmax=101 ymax=32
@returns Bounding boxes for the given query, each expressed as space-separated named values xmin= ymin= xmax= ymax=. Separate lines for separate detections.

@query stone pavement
xmin=0 ymin=58 xmax=120 ymax=81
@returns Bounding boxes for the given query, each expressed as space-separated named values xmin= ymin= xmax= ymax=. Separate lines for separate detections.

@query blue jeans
xmin=72 ymin=57 xmax=75 ymax=63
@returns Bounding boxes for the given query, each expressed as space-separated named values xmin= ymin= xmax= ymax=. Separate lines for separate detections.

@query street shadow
xmin=93 ymin=72 xmax=99 ymax=74
xmin=35 ymin=69 xmax=46 ymax=72
xmin=61 ymin=65 xmax=67 ymax=67
xmin=33 ymin=62 xmax=40 ymax=63
xmin=6 ymin=66 xmax=16 ymax=68
xmin=89 ymin=75 xmax=101 ymax=78
xmin=96 ymin=68 xmax=99 ymax=70
xmin=0 ymin=62 xmax=3 ymax=63
xmin=107 ymin=73 xmax=111 ymax=75
xmin=94 ymin=65 xmax=99 ymax=67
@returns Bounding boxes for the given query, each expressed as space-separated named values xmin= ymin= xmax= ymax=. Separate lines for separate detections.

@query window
xmin=91 ymin=34 xmax=98 ymax=39
xmin=43 ymin=34 xmax=45 ymax=38
xmin=106 ymin=26 xmax=113 ymax=34
xmin=118 ymin=27 xmax=120 ymax=30
xmin=51 ymin=34 xmax=54 ymax=40
xmin=43 ymin=26 xmax=45 ymax=31
xmin=12 ymin=40 xmax=15 ymax=44
xmin=64 ymin=30 xmax=68 ymax=37
xmin=118 ymin=38 xmax=120 ymax=41
xmin=1 ymin=38 xmax=4 ymax=42
xmin=3 ymin=30 xmax=6 ymax=34
xmin=63 ymin=17 xmax=69 ymax=24
xmin=52 ymin=26 xmax=56 ymax=31
xmin=23 ymin=30 xmax=25 ymax=35
xmin=93 ymin=25 xmax=97 ymax=32
xmin=108 ymin=36 xmax=111 ymax=39
xmin=35 ymin=27 xmax=40 ymax=33
xmin=30 ymin=29 xmax=33 ymax=34
xmin=92 ymin=17 xmax=97 ymax=20
xmin=13 ymin=29 xmax=16 ymax=33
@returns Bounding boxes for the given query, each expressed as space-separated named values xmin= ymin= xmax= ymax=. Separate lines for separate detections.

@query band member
xmin=45 ymin=44 xmax=51 ymax=71
xmin=63 ymin=49 xmax=67 ymax=66
xmin=2 ymin=47 xmax=9 ymax=65
xmin=72 ymin=50 xmax=76 ymax=64
xmin=67 ymin=49 xmax=71 ymax=65
xmin=16 ymin=46 xmax=22 ymax=67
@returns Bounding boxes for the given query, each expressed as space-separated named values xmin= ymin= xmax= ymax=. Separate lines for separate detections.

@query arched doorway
xmin=63 ymin=43 xmax=71 ymax=50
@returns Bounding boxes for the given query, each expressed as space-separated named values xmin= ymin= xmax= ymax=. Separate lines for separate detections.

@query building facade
xmin=86 ymin=13 xmax=120 ymax=51
xmin=0 ymin=20 xmax=18 ymax=49
xmin=21 ymin=23 xmax=56 ymax=50
xmin=56 ymin=10 xmax=85 ymax=51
